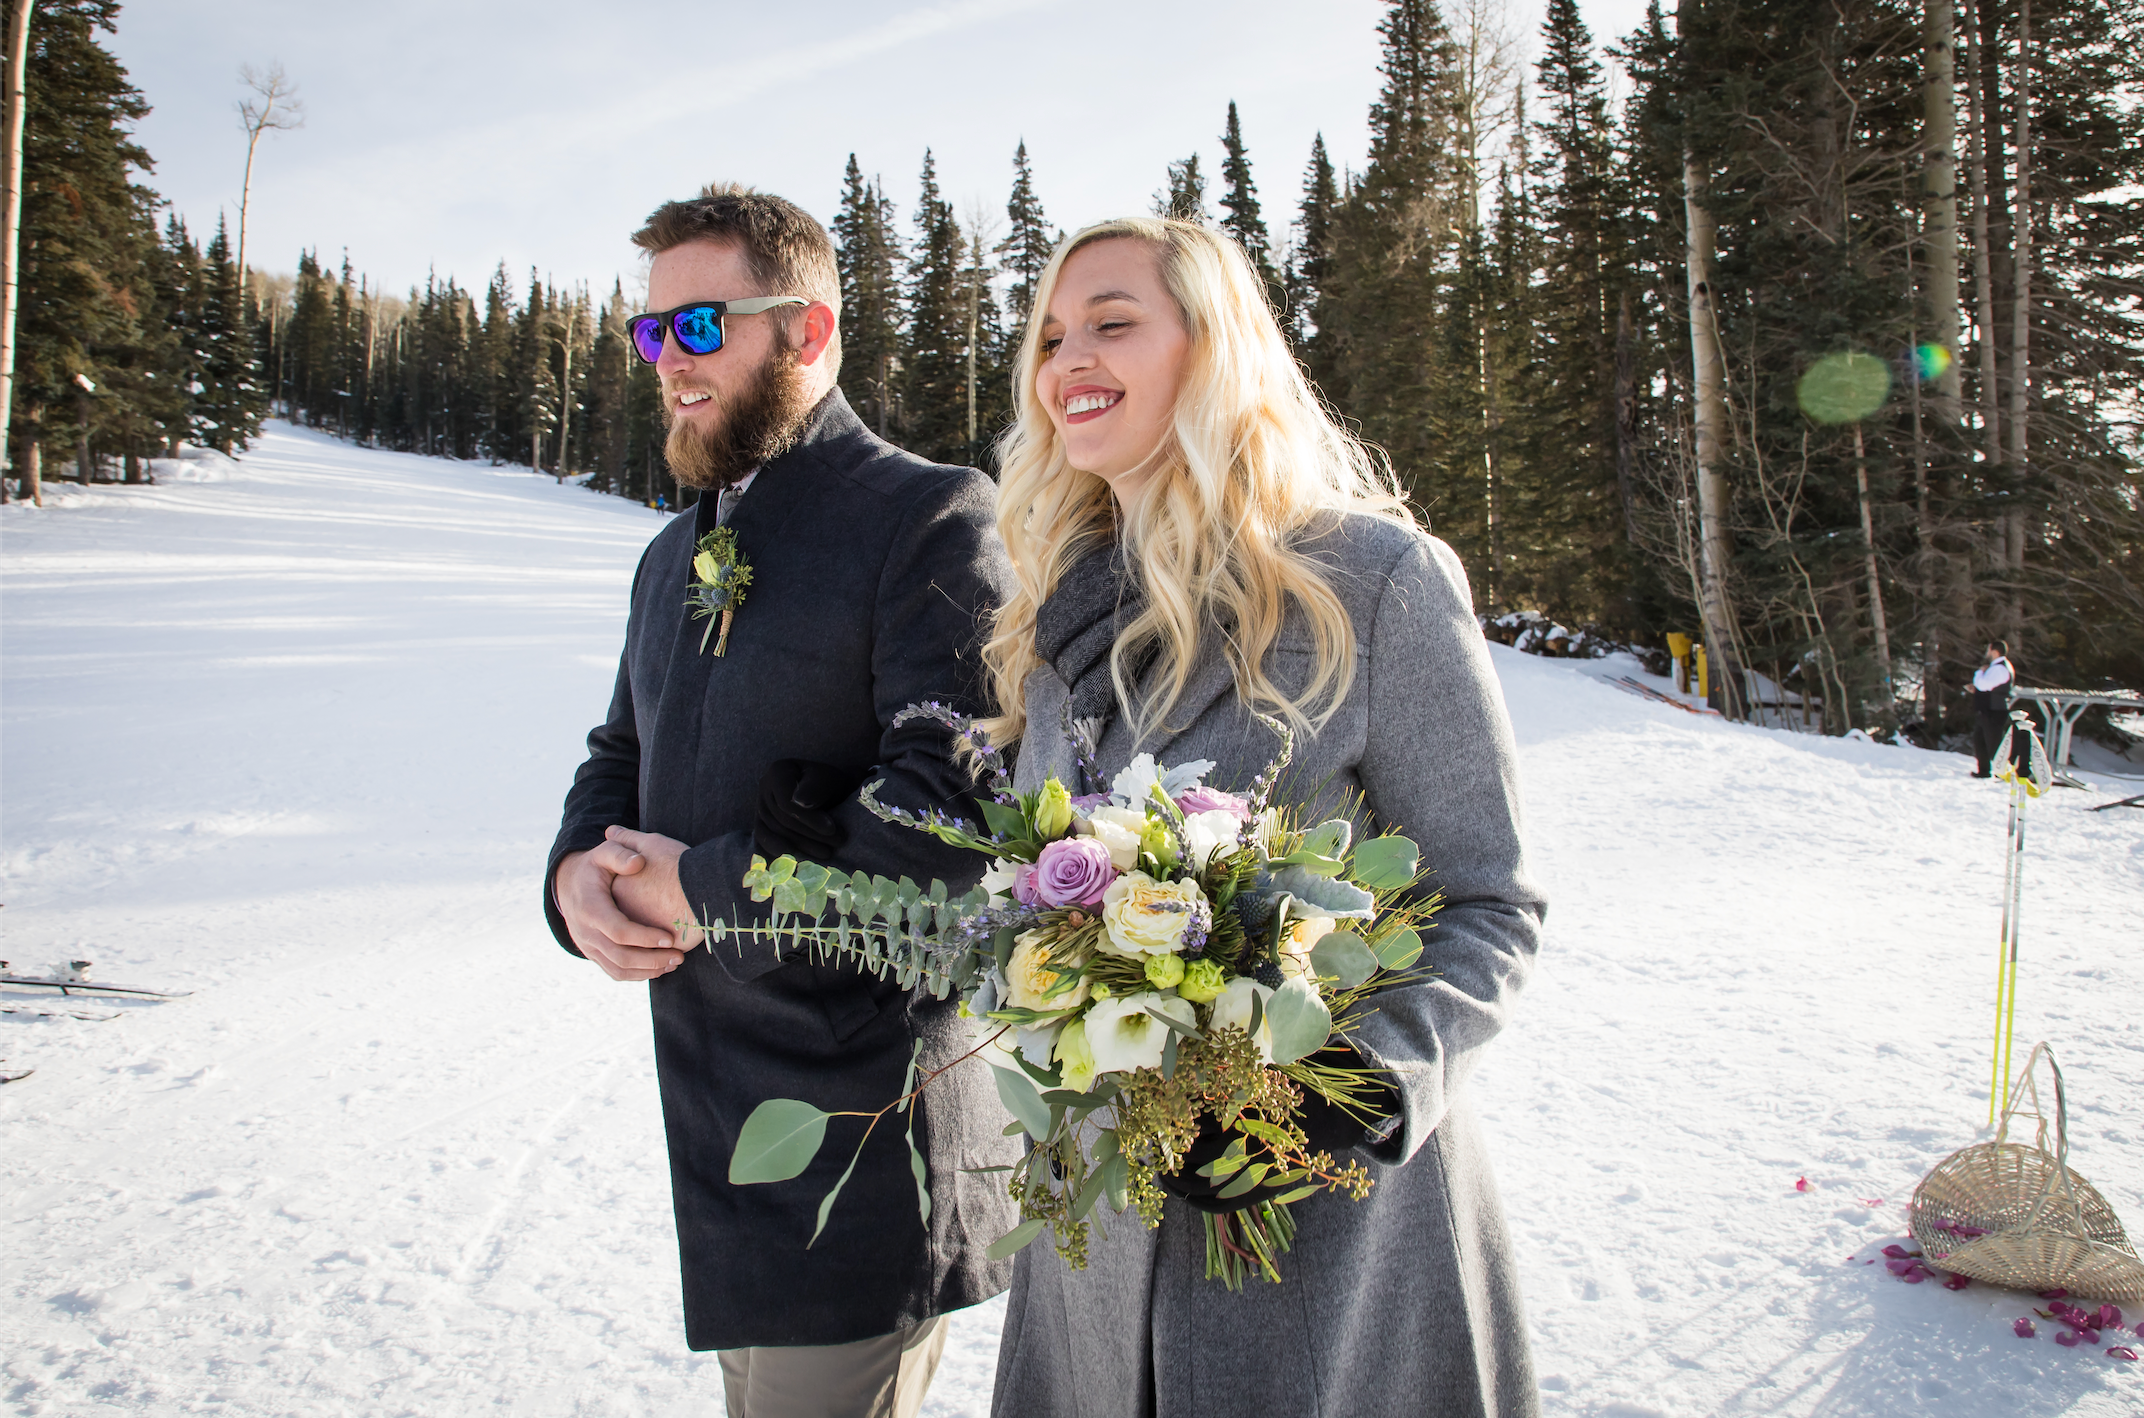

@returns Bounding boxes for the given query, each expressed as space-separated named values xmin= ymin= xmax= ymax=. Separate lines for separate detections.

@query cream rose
xmin=1100 ymin=871 xmax=1207 ymax=957
xmin=1085 ymin=805 xmax=1147 ymax=871
xmin=1004 ymin=930 xmax=1088 ymax=1012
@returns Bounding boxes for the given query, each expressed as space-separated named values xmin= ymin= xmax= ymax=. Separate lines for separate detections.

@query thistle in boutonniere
xmin=688 ymin=527 xmax=752 ymax=656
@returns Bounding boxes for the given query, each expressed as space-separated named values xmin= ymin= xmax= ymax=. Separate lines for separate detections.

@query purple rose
xmin=1174 ymin=786 xmax=1250 ymax=819
xmin=1032 ymin=836 xmax=1117 ymax=908
xmin=1010 ymin=864 xmax=1043 ymax=907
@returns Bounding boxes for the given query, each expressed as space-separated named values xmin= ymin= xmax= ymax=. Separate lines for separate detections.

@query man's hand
xmin=601 ymin=826 xmax=707 ymax=950
xmin=554 ymin=832 xmax=692 ymax=982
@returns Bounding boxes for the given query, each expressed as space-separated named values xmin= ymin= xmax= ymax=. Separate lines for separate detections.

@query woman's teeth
xmin=1065 ymin=391 xmax=1119 ymax=415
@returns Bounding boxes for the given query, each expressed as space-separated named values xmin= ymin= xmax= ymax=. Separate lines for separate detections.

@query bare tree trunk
xmin=0 ymin=0 xmax=33 ymax=490
xmin=2003 ymin=0 xmax=2031 ymax=640
xmin=1923 ymin=0 xmax=1963 ymax=416
xmin=1615 ymin=290 xmax=1639 ymax=544
xmin=1853 ymin=424 xmax=1895 ymax=716
xmin=1683 ymin=154 xmax=1745 ymax=718
xmin=556 ymin=319 xmax=572 ymax=483
xmin=21 ymin=419 xmax=35 ymax=503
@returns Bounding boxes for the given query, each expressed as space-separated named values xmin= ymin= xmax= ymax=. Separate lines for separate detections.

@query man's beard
xmin=663 ymin=349 xmax=819 ymax=490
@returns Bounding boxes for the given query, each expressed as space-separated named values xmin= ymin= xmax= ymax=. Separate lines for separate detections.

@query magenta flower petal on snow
xmin=2056 ymin=1330 xmax=2081 ymax=1347
xmin=1881 ymin=1244 xmax=1912 ymax=1259
xmin=2108 ymin=1346 xmax=2138 ymax=1361
xmin=2094 ymin=1304 xmax=2123 ymax=1331
xmin=1032 ymin=836 xmax=1118 ymax=908
xmin=1942 ymin=1272 xmax=1970 ymax=1291
xmin=2015 ymin=1318 xmax=2037 ymax=1338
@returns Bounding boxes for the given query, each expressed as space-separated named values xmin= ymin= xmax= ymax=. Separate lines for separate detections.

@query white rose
xmin=1084 ymin=991 xmax=1197 ymax=1075
xmin=1206 ymin=976 xmax=1276 ymax=1062
xmin=1279 ymin=915 xmax=1336 ymax=980
xmin=1004 ymin=930 xmax=1088 ymax=1012
xmin=1100 ymin=871 xmax=1206 ymax=957
xmin=1086 ymin=805 xmax=1148 ymax=871
xmin=1179 ymin=809 xmax=1245 ymax=871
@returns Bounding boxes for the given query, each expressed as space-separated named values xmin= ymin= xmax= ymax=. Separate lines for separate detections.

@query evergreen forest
xmin=6 ymin=0 xmax=2140 ymax=738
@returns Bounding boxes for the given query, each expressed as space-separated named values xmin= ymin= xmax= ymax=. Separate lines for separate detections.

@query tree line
xmin=5 ymin=0 xmax=2139 ymax=734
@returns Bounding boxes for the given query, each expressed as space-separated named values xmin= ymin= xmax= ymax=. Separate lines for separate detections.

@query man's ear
xmin=795 ymin=302 xmax=837 ymax=368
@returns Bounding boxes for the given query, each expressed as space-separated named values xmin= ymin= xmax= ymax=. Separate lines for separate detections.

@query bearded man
xmin=544 ymin=184 xmax=1015 ymax=1418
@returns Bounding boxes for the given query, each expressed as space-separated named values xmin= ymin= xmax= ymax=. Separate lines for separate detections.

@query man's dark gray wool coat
xmin=544 ymin=389 xmax=1019 ymax=1352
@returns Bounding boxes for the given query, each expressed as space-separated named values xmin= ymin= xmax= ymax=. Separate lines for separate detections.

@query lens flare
xmin=1915 ymin=343 xmax=1954 ymax=383
xmin=1797 ymin=351 xmax=1892 ymax=424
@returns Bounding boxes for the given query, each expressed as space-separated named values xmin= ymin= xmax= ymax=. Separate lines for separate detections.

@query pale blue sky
xmin=108 ymin=0 xmax=1653 ymax=301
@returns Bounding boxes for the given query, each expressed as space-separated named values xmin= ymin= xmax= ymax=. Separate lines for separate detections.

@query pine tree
xmin=9 ymin=0 xmax=179 ymax=483
xmin=1521 ymin=0 xmax=1635 ymax=620
xmin=1326 ymin=0 xmax=1472 ymax=562
xmin=901 ymin=150 xmax=971 ymax=464
xmin=1288 ymin=133 xmax=1341 ymax=386
xmin=1155 ymin=153 xmax=1209 ymax=223
xmin=1217 ymin=101 xmax=1284 ymax=318
xmin=998 ymin=141 xmax=1055 ymax=333
xmin=193 ymin=214 xmax=261 ymax=454
xmin=833 ymin=155 xmax=905 ymax=436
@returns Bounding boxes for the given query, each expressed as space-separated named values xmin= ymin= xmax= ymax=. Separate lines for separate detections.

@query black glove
xmin=1156 ymin=1066 xmax=1396 ymax=1215
xmin=753 ymin=759 xmax=867 ymax=863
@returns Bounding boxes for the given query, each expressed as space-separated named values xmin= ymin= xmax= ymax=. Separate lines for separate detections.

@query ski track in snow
xmin=3 ymin=423 xmax=2138 ymax=1417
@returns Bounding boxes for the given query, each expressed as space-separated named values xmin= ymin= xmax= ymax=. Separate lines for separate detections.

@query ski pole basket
xmin=1911 ymin=1042 xmax=2144 ymax=1302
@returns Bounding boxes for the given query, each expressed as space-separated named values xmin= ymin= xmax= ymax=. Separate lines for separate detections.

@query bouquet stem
xmin=1201 ymin=1199 xmax=1298 ymax=1290
xmin=714 ymin=607 xmax=734 ymax=656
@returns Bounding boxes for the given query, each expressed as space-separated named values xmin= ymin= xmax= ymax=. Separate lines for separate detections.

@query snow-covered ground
xmin=4 ymin=424 xmax=2140 ymax=1417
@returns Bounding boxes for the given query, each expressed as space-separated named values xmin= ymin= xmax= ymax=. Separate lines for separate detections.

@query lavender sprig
xmin=1238 ymin=712 xmax=1295 ymax=848
xmin=892 ymin=701 xmax=1016 ymax=803
xmin=1060 ymin=702 xmax=1107 ymax=797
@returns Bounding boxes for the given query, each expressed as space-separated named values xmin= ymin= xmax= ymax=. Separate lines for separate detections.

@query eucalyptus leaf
xmin=1310 ymin=930 xmax=1378 ymax=989
xmin=1351 ymin=835 xmax=1420 ymax=892
xmin=906 ymin=1127 xmax=931 ymax=1227
xmin=1101 ymin=1152 xmax=1130 ymax=1211
xmin=808 ymin=1134 xmax=867 ymax=1246
xmin=986 ymin=1217 xmax=1049 ymax=1260
xmin=1264 ymin=977 xmax=1334 ymax=1064
xmin=991 ymin=1064 xmax=1052 ymax=1140
xmin=1299 ymin=819 xmax=1352 ymax=859
xmin=729 ymin=1099 xmax=830 ymax=1185
xmin=1375 ymin=927 xmax=1424 ymax=971
xmin=1216 ymin=1161 xmax=1271 ymax=1199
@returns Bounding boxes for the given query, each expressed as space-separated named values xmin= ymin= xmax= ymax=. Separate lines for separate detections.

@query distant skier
xmin=654 ymin=492 xmax=667 ymax=514
xmin=1970 ymin=640 xmax=2015 ymax=778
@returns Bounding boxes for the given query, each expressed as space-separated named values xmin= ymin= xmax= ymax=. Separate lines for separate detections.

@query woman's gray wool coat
xmin=991 ymin=513 xmax=1547 ymax=1418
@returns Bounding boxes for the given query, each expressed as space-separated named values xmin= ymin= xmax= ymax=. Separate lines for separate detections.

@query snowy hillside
xmin=4 ymin=425 xmax=2140 ymax=1417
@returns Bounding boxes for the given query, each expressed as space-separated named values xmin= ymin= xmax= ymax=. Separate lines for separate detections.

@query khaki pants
xmin=718 ymin=1315 xmax=948 ymax=1418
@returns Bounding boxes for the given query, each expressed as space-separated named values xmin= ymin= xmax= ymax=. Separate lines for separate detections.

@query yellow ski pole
xmin=1987 ymin=776 xmax=2022 ymax=1128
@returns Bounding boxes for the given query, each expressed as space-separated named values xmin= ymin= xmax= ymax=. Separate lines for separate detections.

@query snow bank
xmin=3 ymin=423 xmax=2138 ymax=1416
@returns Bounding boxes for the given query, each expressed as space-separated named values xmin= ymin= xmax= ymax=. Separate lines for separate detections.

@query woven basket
xmin=1910 ymin=1042 xmax=2144 ymax=1302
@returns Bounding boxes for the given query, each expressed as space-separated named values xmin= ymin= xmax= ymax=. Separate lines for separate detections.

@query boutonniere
xmin=687 ymin=527 xmax=752 ymax=656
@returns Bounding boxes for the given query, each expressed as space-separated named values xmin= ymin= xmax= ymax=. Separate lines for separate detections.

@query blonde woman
xmin=982 ymin=217 xmax=1546 ymax=1417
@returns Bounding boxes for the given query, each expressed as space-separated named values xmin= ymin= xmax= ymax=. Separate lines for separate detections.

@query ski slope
xmin=4 ymin=424 xmax=2140 ymax=1417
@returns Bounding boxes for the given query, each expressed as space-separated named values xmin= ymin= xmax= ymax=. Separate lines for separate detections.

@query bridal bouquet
xmin=709 ymin=706 xmax=1437 ymax=1287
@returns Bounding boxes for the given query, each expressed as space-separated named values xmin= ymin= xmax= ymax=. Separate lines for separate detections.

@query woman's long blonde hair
xmin=977 ymin=216 xmax=1414 ymax=752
